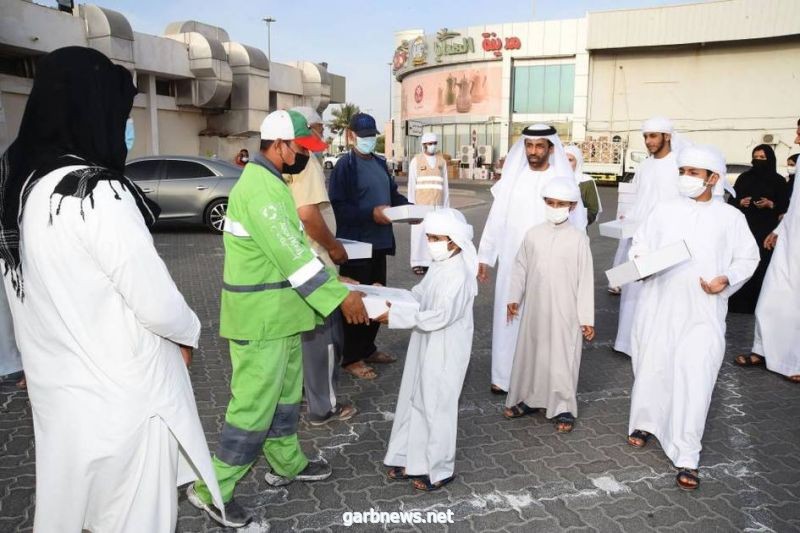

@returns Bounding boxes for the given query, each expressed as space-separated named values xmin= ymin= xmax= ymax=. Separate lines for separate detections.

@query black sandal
xmin=554 ymin=412 xmax=575 ymax=433
xmin=627 ymin=430 xmax=651 ymax=448
xmin=503 ymin=402 xmax=539 ymax=419
xmin=411 ymin=267 xmax=427 ymax=276
xmin=676 ymin=469 xmax=700 ymax=491
xmin=412 ymin=475 xmax=456 ymax=492
xmin=387 ymin=466 xmax=409 ymax=480
xmin=734 ymin=354 xmax=765 ymax=367
xmin=490 ymin=384 xmax=507 ymax=395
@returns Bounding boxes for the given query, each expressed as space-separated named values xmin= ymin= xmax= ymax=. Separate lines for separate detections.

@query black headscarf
xmin=0 ymin=47 xmax=159 ymax=298
xmin=731 ymin=144 xmax=789 ymax=224
xmin=749 ymin=143 xmax=778 ymax=174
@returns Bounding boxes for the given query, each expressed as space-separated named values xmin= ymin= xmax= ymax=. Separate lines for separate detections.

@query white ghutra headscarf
xmin=423 ymin=208 xmax=478 ymax=295
xmin=677 ymin=144 xmax=735 ymax=200
xmin=491 ymin=124 xmax=573 ymax=214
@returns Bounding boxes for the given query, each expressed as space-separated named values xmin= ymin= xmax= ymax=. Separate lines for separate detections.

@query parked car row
xmin=125 ymin=156 xmax=242 ymax=233
xmin=323 ymin=152 xmax=345 ymax=169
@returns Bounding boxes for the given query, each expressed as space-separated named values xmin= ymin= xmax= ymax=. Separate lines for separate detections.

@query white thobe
xmin=752 ymin=175 xmax=800 ymax=376
xmin=3 ymin=166 xmax=224 ymax=532
xmin=384 ymin=253 xmax=474 ymax=483
xmin=0 ymin=280 xmax=22 ymax=376
xmin=408 ymin=155 xmax=449 ymax=267
xmin=506 ymin=222 xmax=594 ymax=418
xmin=628 ymin=197 xmax=758 ymax=470
xmin=479 ymin=166 xmax=582 ymax=390
xmin=614 ymin=153 xmax=680 ymax=356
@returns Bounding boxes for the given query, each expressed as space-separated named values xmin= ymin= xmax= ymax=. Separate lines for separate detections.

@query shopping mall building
xmin=388 ymin=0 xmax=799 ymax=178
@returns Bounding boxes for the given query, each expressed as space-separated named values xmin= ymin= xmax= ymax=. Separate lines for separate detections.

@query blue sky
xmin=94 ymin=0 xmax=697 ymax=126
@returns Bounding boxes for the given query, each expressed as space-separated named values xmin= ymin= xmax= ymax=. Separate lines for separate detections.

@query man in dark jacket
xmin=329 ymin=113 xmax=410 ymax=379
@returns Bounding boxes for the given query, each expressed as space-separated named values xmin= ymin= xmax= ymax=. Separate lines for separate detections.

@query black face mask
xmin=751 ymin=159 xmax=769 ymax=168
xmin=283 ymin=152 xmax=310 ymax=174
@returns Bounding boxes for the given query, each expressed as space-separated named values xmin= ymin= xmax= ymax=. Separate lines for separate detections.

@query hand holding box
xmin=346 ymin=284 xmax=420 ymax=319
xmin=605 ymin=240 xmax=691 ymax=287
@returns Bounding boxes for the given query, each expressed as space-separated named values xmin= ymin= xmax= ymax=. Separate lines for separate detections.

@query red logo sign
xmin=481 ymin=33 xmax=521 ymax=58
xmin=393 ymin=49 xmax=407 ymax=72
xmin=414 ymin=84 xmax=424 ymax=104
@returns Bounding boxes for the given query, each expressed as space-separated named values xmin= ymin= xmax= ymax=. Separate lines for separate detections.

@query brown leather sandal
xmin=734 ymin=354 xmax=764 ymax=367
xmin=627 ymin=430 xmax=651 ymax=448
xmin=676 ymin=469 xmax=700 ymax=491
xmin=343 ymin=362 xmax=377 ymax=380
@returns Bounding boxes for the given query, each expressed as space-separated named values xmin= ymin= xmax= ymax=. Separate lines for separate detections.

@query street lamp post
xmin=262 ymin=17 xmax=276 ymax=62
xmin=388 ymin=62 xmax=393 ymax=159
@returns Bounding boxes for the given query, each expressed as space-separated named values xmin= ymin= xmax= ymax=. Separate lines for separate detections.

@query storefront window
xmin=442 ymin=124 xmax=456 ymax=159
xmin=512 ymin=64 xmax=574 ymax=114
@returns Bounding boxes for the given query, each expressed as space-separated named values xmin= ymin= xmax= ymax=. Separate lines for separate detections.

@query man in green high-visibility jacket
xmin=188 ymin=110 xmax=368 ymax=528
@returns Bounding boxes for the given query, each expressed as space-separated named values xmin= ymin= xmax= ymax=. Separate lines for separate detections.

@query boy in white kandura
xmin=626 ymin=145 xmax=759 ymax=491
xmin=380 ymin=208 xmax=477 ymax=491
xmin=504 ymin=176 xmax=595 ymax=433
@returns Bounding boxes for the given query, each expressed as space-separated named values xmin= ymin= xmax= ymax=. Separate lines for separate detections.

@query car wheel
xmin=324 ymin=161 xmax=333 ymax=169
xmin=204 ymin=198 xmax=227 ymax=234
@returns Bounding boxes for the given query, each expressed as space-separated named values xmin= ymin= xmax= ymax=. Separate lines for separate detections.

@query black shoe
xmin=186 ymin=484 xmax=252 ymax=528
xmin=264 ymin=458 xmax=332 ymax=486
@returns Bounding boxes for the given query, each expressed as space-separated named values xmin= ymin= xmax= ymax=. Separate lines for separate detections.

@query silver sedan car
xmin=124 ymin=156 xmax=243 ymax=233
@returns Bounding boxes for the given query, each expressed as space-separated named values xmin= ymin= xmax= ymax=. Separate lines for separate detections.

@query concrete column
xmin=500 ymin=55 xmax=513 ymax=157
xmin=146 ymin=74 xmax=159 ymax=155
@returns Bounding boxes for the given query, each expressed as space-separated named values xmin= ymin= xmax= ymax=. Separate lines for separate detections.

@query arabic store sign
xmin=482 ymin=32 xmax=521 ymax=58
xmin=434 ymin=29 xmax=474 ymax=62
xmin=393 ymin=28 xmax=522 ymax=72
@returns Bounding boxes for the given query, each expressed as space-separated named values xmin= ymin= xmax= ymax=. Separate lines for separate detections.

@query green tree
xmin=329 ymin=102 xmax=361 ymax=147
xmin=375 ymin=134 xmax=385 ymax=154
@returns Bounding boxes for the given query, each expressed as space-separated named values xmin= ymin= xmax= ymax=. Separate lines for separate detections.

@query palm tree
xmin=329 ymin=102 xmax=361 ymax=149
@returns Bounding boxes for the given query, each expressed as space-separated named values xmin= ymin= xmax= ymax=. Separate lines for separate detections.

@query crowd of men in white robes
xmin=467 ymin=118 xmax=798 ymax=491
xmin=2 ymin=45 xmax=798 ymax=527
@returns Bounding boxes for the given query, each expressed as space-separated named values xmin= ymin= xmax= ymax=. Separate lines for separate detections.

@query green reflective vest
xmin=219 ymin=159 xmax=348 ymax=341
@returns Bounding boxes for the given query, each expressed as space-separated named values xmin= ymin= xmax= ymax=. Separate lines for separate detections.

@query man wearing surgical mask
xmin=329 ymin=113 xmax=410 ymax=380
xmin=284 ymin=106 xmax=356 ymax=427
xmin=407 ymin=132 xmax=449 ymax=275
xmin=189 ymin=110 xmax=368 ymax=527
xmin=625 ymin=145 xmax=758 ymax=492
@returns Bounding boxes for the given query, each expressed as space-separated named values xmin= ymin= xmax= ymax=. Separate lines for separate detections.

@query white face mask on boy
xmin=427 ymin=240 xmax=454 ymax=262
xmin=678 ymin=174 xmax=709 ymax=198
xmin=544 ymin=204 xmax=570 ymax=224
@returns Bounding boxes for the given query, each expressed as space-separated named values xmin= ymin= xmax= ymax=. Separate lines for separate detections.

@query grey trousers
xmin=301 ymin=310 xmax=344 ymax=420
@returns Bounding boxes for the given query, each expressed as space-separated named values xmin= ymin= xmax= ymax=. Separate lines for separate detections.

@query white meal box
xmin=598 ymin=219 xmax=639 ymax=240
xmin=605 ymin=240 xmax=691 ymax=287
xmin=338 ymin=239 xmax=372 ymax=260
xmin=383 ymin=205 xmax=434 ymax=223
xmin=616 ymin=182 xmax=637 ymax=218
xmin=346 ymin=284 xmax=420 ymax=320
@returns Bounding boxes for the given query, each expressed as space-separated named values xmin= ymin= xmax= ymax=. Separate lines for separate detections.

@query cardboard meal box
xmin=346 ymin=284 xmax=420 ymax=319
xmin=598 ymin=219 xmax=639 ymax=239
xmin=605 ymin=240 xmax=691 ymax=287
xmin=616 ymin=182 xmax=637 ymax=218
xmin=384 ymin=205 xmax=434 ymax=223
xmin=338 ymin=239 xmax=372 ymax=260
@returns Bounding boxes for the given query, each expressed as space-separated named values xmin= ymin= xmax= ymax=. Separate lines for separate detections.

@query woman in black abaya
xmin=728 ymin=144 xmax=789 ymax=314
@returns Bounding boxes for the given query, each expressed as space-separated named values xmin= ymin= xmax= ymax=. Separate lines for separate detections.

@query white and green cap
xmin=260 ymin=109 xmax=327 ymax=152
